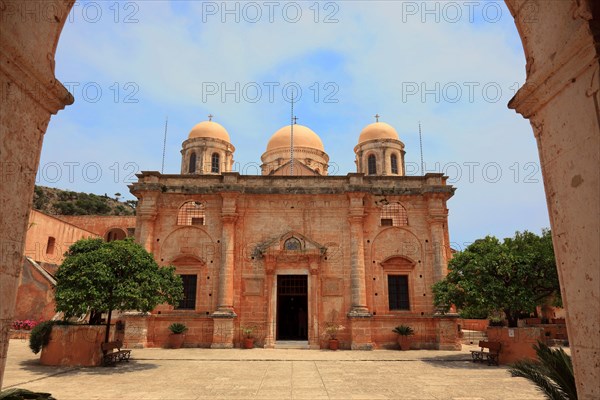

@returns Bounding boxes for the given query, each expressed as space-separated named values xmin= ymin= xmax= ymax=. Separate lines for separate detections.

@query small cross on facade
xmin=292 ymin=116 xmax=299 ymax=125
xmin=208 ymin=114 xmax=213 ymax=121
xmin=374 ymin=114 xmax=380 ymax=122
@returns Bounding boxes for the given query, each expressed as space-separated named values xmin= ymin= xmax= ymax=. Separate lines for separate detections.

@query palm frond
xmin=510 ymin=361 xmax=568 ymax=400
xmin=509 ymin=341 xmax=577 ymax=400
xmin=533 ymin=343 xmax=577 ymax=400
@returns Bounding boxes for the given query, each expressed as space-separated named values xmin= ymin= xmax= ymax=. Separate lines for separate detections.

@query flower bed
xmin=13 ymin=320 xmax=39 ymax=330
xmin=10 ymin=320 xmax=40 ymax=339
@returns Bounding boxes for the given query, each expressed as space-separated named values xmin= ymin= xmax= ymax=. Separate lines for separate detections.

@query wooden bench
xmin=470 ymin=340 xmax=501 ymax=366
xmin=101 ymin=340 xmax=131 ymax=366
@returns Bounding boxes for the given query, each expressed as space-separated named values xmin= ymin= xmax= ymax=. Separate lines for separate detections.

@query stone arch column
xmin=506 ymin=1 xmax=600 ymax=397
xmin=0 ymin=0 xmax=75 ymax=388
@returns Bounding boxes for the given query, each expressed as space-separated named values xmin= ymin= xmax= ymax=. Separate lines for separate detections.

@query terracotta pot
xmin=397 ymin=336 xmax=411 ymax=350
xmin=329 ymin=339 xmax=339 ymax=351
xmin=243 ymin=337 xmax=254 ymax=349
xmin=168 ymin=333 xmax=185 ymax=349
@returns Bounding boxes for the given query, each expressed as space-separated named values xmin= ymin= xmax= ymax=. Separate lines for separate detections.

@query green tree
xmin=54 ymin=238 xmax=183 ymax=341
xmin=433 ymin=229 xmax=560 ymax=327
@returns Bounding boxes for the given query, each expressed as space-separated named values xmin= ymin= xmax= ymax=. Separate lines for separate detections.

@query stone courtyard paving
xmin=3 ymin=339 xmax=544 ymax=400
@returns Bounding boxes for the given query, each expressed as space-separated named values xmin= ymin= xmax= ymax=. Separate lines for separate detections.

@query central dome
xmin=266 ymin=124 xmax=324 ymax=152
xmin=188 ymin=120 xmax=231 ymax=142
xmin=358 ymin=122 xmax=399 ymax=144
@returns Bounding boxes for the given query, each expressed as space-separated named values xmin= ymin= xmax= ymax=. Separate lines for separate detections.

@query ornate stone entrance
xmin=276 ymin=275 xmax=308 ymax=341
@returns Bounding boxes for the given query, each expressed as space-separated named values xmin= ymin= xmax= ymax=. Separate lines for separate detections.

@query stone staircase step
xmin=461 ymin=329 xmax=487 ymax=345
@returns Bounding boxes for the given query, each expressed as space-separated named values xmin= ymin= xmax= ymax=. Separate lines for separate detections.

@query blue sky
xmin=39 ymin=1 xmax=550 ymax=248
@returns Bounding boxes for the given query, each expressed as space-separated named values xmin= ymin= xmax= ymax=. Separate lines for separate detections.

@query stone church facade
xmin=128 ymin=119 xmax=460 ymax=350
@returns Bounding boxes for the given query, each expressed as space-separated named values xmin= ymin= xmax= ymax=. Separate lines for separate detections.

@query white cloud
xmin=43 ymin=1 xmax=548 ymax=244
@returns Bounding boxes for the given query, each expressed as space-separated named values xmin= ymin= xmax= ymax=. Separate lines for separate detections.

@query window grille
xmin=277 ymin=275 xmax=307 ymax=295
xmin=177 ymin=274 xmax=197 ymax=310
xmin=284 ymin=237 xmax=302 ymax=251
xmin=388 ymin=275 xmax=409 ymax=310
xmin=380 ymin=203 xmax=408 ymax=226
xmin=177 ymin=201 xmax=206 ymax=226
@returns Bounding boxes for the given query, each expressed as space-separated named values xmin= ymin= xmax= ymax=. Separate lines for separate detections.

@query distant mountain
xmin=32 ymin=186 xmax=136 ymax=216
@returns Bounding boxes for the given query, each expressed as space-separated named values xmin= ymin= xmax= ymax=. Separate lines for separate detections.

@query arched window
xmin=284 ymin=237 xmax=302 ymax=251
xmin=391 ymin=154 xmax=398 ymax=174
xmin=380 ymin=202 xmax=408 ymax=226
xmin=105 ymin=228 xmax=127 ymax=242
xmin=46 ymin=237 xmax=55 ymax=255
xmin=211 ymin=153 xmax=220 ymax=173
xmin=188 ymin=152 xmax=196 ymax=173
xmin=177 ymin=201 xmax=206 ymax=226
xmin=367 ymin=154 xmax=377 ymax=175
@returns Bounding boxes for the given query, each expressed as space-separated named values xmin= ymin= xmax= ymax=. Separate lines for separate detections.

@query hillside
xmin=32 ymin=186 xmax=136 ymax=216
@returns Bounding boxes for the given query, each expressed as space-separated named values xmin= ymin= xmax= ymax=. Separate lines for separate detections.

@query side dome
xmin=266 ymin=124 xmax=324 ymax=152
xmin=188 ymin=120 xmax=231 ymax=142
xmin=358 ymin=122 xmax=399 ymax=144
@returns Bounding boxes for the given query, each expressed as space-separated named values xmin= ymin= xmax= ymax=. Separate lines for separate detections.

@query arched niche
xmin=371 ymin=227 xmax=422 ymax=263
xmin=160 ymin=226 xmax=216 ymax=265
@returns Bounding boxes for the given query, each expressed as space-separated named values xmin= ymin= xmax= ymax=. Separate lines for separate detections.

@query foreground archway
xmin=0 ymin=1 xmax=598 ymax=396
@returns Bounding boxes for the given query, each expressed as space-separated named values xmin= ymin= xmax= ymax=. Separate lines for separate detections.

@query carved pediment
xmin=253 ymin=231 xmax=326 ymax=260
xmin=380 ymin=256 xmax=415 ymax=270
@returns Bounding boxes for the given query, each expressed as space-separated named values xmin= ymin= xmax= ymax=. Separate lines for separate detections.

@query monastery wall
xmin=23 ymin=210 xmax=98 ymax=265
xmin=58 ymin=215 xmax=136 ymax=239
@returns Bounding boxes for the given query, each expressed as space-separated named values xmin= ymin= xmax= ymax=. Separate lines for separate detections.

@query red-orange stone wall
xmin=131 ymin=173 xmax=459 ymax=350
xmin=58 ymin=215 xmax=136 ymax=239
xmin=24 ymin=210 xmax=98 ymax=265
xmin=14 ymin=260 xmax=56 ymax=321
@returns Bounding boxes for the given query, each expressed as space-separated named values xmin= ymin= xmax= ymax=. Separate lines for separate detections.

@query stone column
xmin=264 ymin=267 xmax=275 ymax=348
xmin=346 ymin=194 xmax=372 ymax=349
xmin=0 ymin=0 xmax=74 ymax=387
xmin=135 ymin=198 xmax=158 ymax=253
xmin=199 ymin=150 xmax=205 ymax=174
xmin=211 ymin=194 xmax=237 ymax=348
xmin=507 ymin=2 xmax=600 ymax=396
xmin=347 ymin=194 xmax=370 ymax=316
xmin=309 ymin=260 xmax=319 ymax=349
xmin=428 ymin=225 xmax=447 ymax=283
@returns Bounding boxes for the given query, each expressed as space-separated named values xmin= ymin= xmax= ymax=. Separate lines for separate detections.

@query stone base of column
xmin=120 ymin=312 xmax=150 ymax=349
xmin=435 ymin=313 xmax=461 ymax=351
xmin=348 ymin=313 xmax=373 ymax=350
xmin=211 ymin=314 xmax=236 ymax=349
xmin=347 ymin=307 xmax=372 ymax=319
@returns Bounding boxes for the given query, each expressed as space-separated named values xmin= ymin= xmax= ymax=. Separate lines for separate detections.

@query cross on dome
xmin=208 ymin=114 xmax=213 ymax=121
xmin=374 ymin=114 xmax=380 ymax=122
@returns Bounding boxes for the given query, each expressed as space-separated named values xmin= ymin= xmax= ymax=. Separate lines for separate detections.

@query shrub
xmin=0 ymin=388 xmax=56 ymax=399
xmin=29 ymin=321 xmax=55 ymax=354
xmin=240 ymin=326 xmax=255 ymax=339
xmin=168 ymin=323 xmax=188 ymax=334
xmin=392 ymin=325 xmax=415 ymax=336
xmin=489 ymin=318 xmax=505 ymax=327
xmin=28 ymin=321 xmax=73 ymax=354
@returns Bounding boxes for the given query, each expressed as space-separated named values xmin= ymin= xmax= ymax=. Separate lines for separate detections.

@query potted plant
xmin=168 ymin=323 xmax=188 ymax=349
xmin=240 ymin=326 xmax=255 ymax=349
xmin=392 ymin=325 xmax=414 ymax=350
xmin=323 ymin=323 xmax=344 ymax=350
